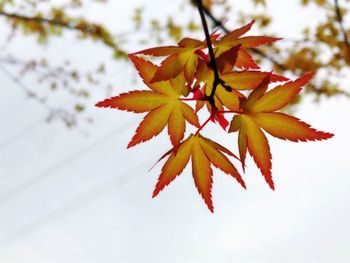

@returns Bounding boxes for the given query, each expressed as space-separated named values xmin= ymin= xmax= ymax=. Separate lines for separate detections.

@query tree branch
xmin=201 ymin=5 xmax=288 ymax=71
xmin=334 ymin=0 xmax=350 ymax=63
xmin=0 ymin=10 xmax=117 ymax=49
xmin=195 ymin=0 xmax=222 ymax=106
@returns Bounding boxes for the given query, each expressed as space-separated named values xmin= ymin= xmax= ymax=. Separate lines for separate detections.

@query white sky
xmin=0 ymin=0 xmax=349 ymax=262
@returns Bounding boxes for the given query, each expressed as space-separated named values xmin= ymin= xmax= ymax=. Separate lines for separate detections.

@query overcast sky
xmin=0 ymin=0 xmax=349 ymax=262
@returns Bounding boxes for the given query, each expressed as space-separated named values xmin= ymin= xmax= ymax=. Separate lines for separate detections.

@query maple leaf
xmin=228 ymin=73 xmax=334 ymax=189
xmin=195 ymin=60 xmax=244 ymax=113
xmin=96 ymin=55 xmax=200 ymax=149
xmin=135 ymin=37 xmax=207 ymax=84
xmin=222 ymin=71 xmax=289 ymax=90
xmin=195 ymin=60 xmax=288 ymax=113
xmin=96 ymin=15 xmax=334 ymax=213
xmin=152 ymin=134 xmax=246 ymax=212
xmin=214 ymin=21 xmax=281 ymax=69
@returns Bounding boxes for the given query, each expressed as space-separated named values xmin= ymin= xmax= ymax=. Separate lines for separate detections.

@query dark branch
xmin=0 ymin=10 xmax=117 ymax=49
xmin=195 ymin=0 xmax=222 ymax=106
xmin=0 ymin=10 xmax=77 ymax=30
xmin=201 ymin=5 xmax=288 ymax=71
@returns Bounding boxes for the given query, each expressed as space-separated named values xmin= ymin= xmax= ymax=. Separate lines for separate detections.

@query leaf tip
xmin=95 ymin=101 xmax=104 ymax=108
xmin=127 ymin=140 xmax=136 ymax=149
xmin=241 ymin=178 xmax=247 ymax=189
xmin=267 ymin=179 xmax=275 ymax=190
xmin=152 ymin=189 xmax=159 ymax=198
xmin=204 ymin=197 xmax=214 ymax=213
xmin=95 ymin=98 xmax=114 ymax=108
xmin=319 ymin=131 xmax=334 ymax=140
xmin=302 ymin=71 xmax=316 ymax=83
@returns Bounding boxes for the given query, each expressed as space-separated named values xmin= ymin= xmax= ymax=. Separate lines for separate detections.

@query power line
xmin=0 ymin=64 xmax=92 ymax=134
xmin=0 ymin=119 xmax=137 ymax=204
xmin=0 ymin=64 xmax=51 ymax=111
xmin=0 ymin=97 xmax=29 ymax=120
xmin=0 ymin=118 xmax=44 ymax=151
xmin=0 ymin=155 xmax=156 ymax=250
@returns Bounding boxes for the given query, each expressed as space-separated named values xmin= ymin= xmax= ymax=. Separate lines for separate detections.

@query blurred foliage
xmin=0 ymin=0 xmax=349 ymax=127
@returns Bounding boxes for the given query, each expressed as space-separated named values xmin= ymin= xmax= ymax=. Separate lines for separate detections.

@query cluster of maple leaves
xmin=96 ymin=21 xmax=333 ymax=212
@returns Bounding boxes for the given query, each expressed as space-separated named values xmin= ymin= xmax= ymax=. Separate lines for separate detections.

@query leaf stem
xmin=195 ymin=0 xmax=222 ymax=106
xmin=217 ymin=110 xmax=243 ymax=114
xmin=195 ymin=115 xmax=212 ymax=136
xmin=180 ymin=98 xmax=198 ymax=101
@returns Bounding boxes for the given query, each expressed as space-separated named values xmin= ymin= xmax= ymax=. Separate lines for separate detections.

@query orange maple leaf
xmin=135 ymin=38 xmax=207 ymax=84
xmin=214 ymin=20 xmax=282 ymax=69
xmin=228 ymin=73 xmax=334 ymax=189
xmin=96 ymin=55 xmax=200 ymax=149
xmin=96 ymin=18 xmax=334 ymax=213
xmin=195 ymin=60 xmax=288 ymax=113
xmin=153 ymin=134 xmax=246 ymax=212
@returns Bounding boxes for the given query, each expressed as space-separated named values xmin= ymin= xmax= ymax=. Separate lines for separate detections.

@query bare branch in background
xmin=0 ymin=63 xmax=90 ymax=131
xmin=334 ymin=0 xmax=350 ymax=63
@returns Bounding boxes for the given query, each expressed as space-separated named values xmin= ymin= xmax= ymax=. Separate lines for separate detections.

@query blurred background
xmin=0 ymin=0 xmax=349 ymax=262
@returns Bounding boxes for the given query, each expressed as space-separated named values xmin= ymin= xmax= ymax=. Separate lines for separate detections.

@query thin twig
xmin=0 ymin=64 xmax=50 ymax=110
xmin=0 ymin=11 xmax=83 ymax=33
xmin=334 ymin=0 xmax=350 ymax=63
xmin=0 ymin=64 xmax=88 ymax=132
xmin=0 ymin=10 xmax=116 ymax=48
xmin=195 ymin=115 xmax=212 ymax=135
